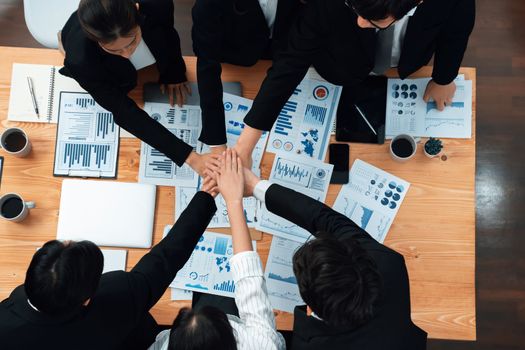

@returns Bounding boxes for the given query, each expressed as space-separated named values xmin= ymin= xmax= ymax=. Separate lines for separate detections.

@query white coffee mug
xmin=390 ymin=134 xmax=417 ymax=162
xmin=0 ymin=127 xmax=32 ymax=157
xmin=0 ymin=193 xmax=36 ymax=222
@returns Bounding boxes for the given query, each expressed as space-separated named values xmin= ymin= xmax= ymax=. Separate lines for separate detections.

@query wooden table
xmin=0 ymin=46 xmax=476 ymax=341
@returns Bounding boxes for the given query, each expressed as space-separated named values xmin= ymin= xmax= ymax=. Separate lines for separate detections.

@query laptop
xmin=56 ymin=180 xmax=156 ymax=248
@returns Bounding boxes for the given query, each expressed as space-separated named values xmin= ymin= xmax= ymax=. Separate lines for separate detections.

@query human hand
xmin=160 ymin=82 xmax=192 ymax=107
xmin=423 ymin=80 xmax=456 ymax=111
xmin=216 ymin=149 xmax=244 ymax=204
xmin=201 ymin=175 xmax=219 ymax=198
xmin=242 ymin=166 xmax=260 ymax=197
xmin=186 ymin=152 xmax=220 ymax=177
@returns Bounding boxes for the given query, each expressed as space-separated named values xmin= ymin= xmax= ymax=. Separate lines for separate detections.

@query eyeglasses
xmin=344 ymin=0 xmax=397 ymax=31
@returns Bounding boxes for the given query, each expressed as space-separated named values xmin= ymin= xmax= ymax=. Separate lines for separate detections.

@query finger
xmin=446 ymin=97 xmax=453 ymax=106
xmin=176 ymin=86 xmax=184 ymax=107
xmin=237 ymin=156 xmax=243 ymax=174
xmin=225 ymin=148 xmax=232 ymax=171
xmin=160 ymin=84 xmax=165 ymax=95
xmin=231 ymin=150 xmax=238 ymax=173
xmin=437 ymin=99 xmax=445 ymax=111
xmin=184 ymin=82 xmax=192 ymax=96
xmin=423 ymin=87 xmax=430 ymax=103
xmin=168 ymin=86 xmax=175 ymax=107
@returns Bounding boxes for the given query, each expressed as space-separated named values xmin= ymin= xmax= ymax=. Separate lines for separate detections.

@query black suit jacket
xmin=60 ymin=0 xmax=192 ymax=166
xmin=0 ymin=192 xmax=216 ymax=350
xmin=192 ymin=0 xmax=302 ymax=145
xmin=244 ymin=0 xmax=475 ymax=131
xmin=264 ymin=184 xmax=427 ymax=350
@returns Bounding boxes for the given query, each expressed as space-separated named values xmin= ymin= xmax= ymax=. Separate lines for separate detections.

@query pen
xmin=26 ymin=76 xmax=40 ymax=119
xmin=354 ymin=104 xmax=377 ymax=135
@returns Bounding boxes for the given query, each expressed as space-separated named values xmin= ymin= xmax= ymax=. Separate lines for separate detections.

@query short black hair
xmin=293 ymin=235 xmax=382 ymax=328
xmin=350 ymin=0 xmax=419 ymax=20
xmin=25 ymin=240 xmax=103 ymax=315
xmin=78 ymin=0 xmax=140 ymax=43
xmin=168 ymin=306 xmax=237 ymax=350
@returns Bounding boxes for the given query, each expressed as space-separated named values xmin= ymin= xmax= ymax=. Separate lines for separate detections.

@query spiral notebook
xmin=7 ymin=63 xmax=85 ymax=123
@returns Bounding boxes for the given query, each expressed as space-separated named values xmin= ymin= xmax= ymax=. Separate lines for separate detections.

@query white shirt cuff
xmin=230 ymin=251 xmax=263 ymax=282
xmin=253 ymin=180 xmax=272 ymax=203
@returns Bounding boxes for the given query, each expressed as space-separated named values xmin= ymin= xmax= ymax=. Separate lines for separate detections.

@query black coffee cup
xmin=390 ymin=134 xmax=417 ymax=161
xmin=0 ymin=193 xmax=35 ymax=222
xmin=0 ymin=128 xmax=31 ymax=157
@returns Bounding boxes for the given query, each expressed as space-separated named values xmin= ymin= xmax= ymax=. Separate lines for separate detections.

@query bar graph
xmin=213 ymin=280 xmax=235 ymax=293
xmin=62 ymin=143 xmax=112 ymax=170
xmin=96 ymin=112 xmax=115 ymax=139
xmin=275 ymin=100 xmax=298 ymax=136
xmin=76 ymin=97 xmax=95 ymax=109
xmin=167 ymin=108 xmax=176 ymax=124
xmin=304 ymin=104 xmax=327 ymax=126
xmin=213 ymin=237 xmax=228 ymax=255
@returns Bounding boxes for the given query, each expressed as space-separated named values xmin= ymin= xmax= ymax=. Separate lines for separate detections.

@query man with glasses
xmin=231 ymin=0 xmax=475 ymax=167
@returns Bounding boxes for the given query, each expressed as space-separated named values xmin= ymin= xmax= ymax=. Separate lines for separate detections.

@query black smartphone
xmin=329 ymin=144 xmax=349 ymax=184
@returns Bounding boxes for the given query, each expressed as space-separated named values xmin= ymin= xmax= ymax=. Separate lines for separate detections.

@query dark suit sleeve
xmin=243 ymin=0 xmax=323 ymax=131
xmin=192 ymin=0 xmax=227 ymax=145
xmin=147 ymin=0 xmax=187 ymax=84
xmin=265 ymin=184 xmax=371 ymax=241
xmin=128 ymin=191 xmax=217 ymax=312
xmin=65 ymin=63 xmax=193 ymax=166
xmin=431 ymin=0 xmax=475 ymax=85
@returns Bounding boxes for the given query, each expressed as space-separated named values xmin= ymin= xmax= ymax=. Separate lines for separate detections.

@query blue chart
xmin=426 ymin=101 xmax=465 ymax=113
xmin=268 ymin=290 xmax=302 ymax=303
xmin=275 ymin=101 xmax=298 ymax=136
xmin=96 ymin=112 xmax=115 ymax=139
xmin=304 ymin=104 xmax=327 ymax=126
xmin=359 ymin=206 xmax=373 ymax=228
xmin=148 ymin=148 xmax=172 ymax=175
xmin=268 ymin=273 xmax=297 ymax=284
xmin=213 ymin=237 xmax=228 ymax=255
xmin=62 ymin=143 xmax=111 ymax=169
xmin=227 ymin=120 xmax=244 ymax=136
xmin=237 ymin=104 xmax=249 ymax=113
xmin=213 ymin=280 xmax=235 ymax=293
xmin=76 ymin=97 xmax=95 ymax=109
xmin=274 ymin=157 xmax=312 ymax=187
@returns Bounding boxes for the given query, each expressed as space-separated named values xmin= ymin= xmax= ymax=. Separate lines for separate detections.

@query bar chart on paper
xmin=54 ymin=92 xmax=119 ymax=177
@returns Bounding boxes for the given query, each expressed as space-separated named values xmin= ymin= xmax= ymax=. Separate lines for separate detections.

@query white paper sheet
xmin=138 ymin=102 xmax=202 ymax=187
xmin=256 ymin=153 xmax=333 ymax=243
xmin=171 ymin=288 xmax=193 ymax=301
xmin=332 ymin=159 xmax=410 ymax=243
xmin=165 ymin=227 xmax=255 ymax=298
xmin=385 ymin=76 xmax=472 ymax=138
xmin=176 ymin=186 xmax=259 ymax=229
xmin=264 ymin=237 xmax=304 ymax=313
xmin=54 ymin=92 xmax=119 ymax=178
xmin=266 ymin=76 xmax=342 ymax=161
xmin=101 ymin=249 xmax=127 ymax=274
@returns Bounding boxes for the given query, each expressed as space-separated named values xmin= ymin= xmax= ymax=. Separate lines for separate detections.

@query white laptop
xmin=57 ymin=180 xmax=156 ymax=248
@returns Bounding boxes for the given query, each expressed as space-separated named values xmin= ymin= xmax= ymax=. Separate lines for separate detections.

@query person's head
xmin=168 ymin=306 xmax=237 ymax=350
xmin=24 ymin=240 xmax=104 ymax=315
xmin=293 ymin=235 xmax=382 ymax=329
xmin=77 ymin=0 xmax=142 ymax=58
xmin=347 ymin=0 xmax=420 ymax=30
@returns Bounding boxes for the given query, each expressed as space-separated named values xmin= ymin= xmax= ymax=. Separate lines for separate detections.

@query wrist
xmin=186 ymin=152 xmax=198 ymax=167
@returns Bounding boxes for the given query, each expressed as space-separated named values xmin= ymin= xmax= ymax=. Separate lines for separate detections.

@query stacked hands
xmin=200 ymin=149 xmax=258 ymax=202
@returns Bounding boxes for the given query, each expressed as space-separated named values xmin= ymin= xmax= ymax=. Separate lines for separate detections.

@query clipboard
xmin=335 ymin=76 xmax=387 ymax=144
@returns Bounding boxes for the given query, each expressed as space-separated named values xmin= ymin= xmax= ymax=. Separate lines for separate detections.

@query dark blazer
xmin=264 ymin=184 xmax=427 ymax=350
xmin=0 ymin=192 xmax=216 ymax=350
xmin=60 ymin=0 xmax=192 ymax=166
xmin=192 ymin=0 xmax=302 ymax=145
xmin=244 ymin=0 xmax=475 ymax=131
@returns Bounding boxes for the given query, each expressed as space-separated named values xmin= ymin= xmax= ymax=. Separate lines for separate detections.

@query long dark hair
xmin=77 ymin=0 xmax=140 ymax=43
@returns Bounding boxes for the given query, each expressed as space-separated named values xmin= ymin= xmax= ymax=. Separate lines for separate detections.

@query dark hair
xmin=168 ymin=306 xmax=237 ymax=350
xmin=350 ymin=0 xmax=419 ymax=20
xmin=78 ymin=0 xmax=140 ymax=43
xmin=24 ymin=240 xmax=104 ymax=315
xmin=293 ymin=235 xmax=382 ymax=329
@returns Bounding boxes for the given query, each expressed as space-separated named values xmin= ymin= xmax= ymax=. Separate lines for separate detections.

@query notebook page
xmin=51 ymin=66 xmax=86 ymax=120
xmin=7 ymin=63 xmax=54 ymax=123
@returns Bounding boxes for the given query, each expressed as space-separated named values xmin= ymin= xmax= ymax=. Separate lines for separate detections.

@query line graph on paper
xmin=337 ymin=196 xmax=390 ymax=242
xmin=273 ymin=156 xmax=313 ymax=187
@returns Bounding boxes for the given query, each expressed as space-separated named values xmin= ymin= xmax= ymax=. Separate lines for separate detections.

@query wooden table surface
xmin=0 ymin=46 xmax=476 ymax=341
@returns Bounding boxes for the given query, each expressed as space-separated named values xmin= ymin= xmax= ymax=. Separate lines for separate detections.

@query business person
xmin=232 ymin=0 xmax=475 ymax=165
xmin=149 ymin=149 xmax=285 ymax=350
xmin=60 ymin=0 xmax=216 ymax=175
xmin=192 ymin=0 xmax=302 ymax=152
xmin=0 ymin=180 xmax=218 ymax=350
xmin=233 ymin=167 xmax=428 ymax=349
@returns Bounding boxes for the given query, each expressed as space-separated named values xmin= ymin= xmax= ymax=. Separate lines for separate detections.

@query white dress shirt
xmin=148 ymin=251 xmax=285 ymax=350
xmin=258 ymin=0 xmax=279 ymax=36
xmin=129 ymin=38 xmax=156 ymax=70
xmin=388 ymin=6 xmax=418 ymax=67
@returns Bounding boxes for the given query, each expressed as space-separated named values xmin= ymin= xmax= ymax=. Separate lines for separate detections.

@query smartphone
xmin=329 ymin=144 xmax=349 ymax=184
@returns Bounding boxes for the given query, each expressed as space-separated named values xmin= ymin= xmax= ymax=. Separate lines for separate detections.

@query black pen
xmin=354 ymin=104 xmax=377 ymax=135
xmin=26 ymin=76 xmax=40 ymax=119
